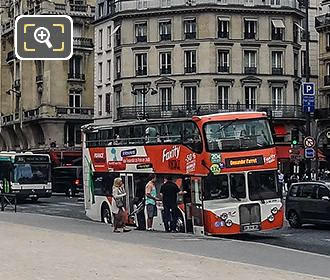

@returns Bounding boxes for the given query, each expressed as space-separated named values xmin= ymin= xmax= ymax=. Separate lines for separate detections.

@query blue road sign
xmin=304 ymin=148 xmax=315 ymax=159
xmin=302 ymin=82 xmax=315 ymax=96
xmin=303 ymin=94 xmax=315 ymax=112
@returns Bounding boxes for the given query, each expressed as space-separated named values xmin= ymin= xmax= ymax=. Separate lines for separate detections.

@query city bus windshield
xmin=248 ymin=170 xmax=279 ymax=201
xmin=13 ymin=163 xmax=50 ymax=184
xmin=204 ymin=118 xmax=273 ymax=152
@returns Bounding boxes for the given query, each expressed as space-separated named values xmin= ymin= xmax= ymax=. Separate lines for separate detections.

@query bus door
xmin=120 ymin=173 xmax=135 ymax=214
xmin=190 ymin=176 xmax=205 ymax=236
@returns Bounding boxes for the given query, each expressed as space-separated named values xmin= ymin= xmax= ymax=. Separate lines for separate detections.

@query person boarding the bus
xmin=145 ymin=174 xmax=158 ymax=231
xmin=112 ymin=177 xmax=131 ymax=233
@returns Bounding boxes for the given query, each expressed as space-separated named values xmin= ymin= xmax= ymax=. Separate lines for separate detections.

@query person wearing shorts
xmin=145 ymin=174 xmax=157 ymax=231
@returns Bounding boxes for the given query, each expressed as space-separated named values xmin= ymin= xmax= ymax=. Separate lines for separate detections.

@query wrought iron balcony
xmin=68 ymin=73 xmax=86 ymax=81
xmin=244 ymin=67 xmax=257 ymax=74
xmin=185 ymin=32 xmax=196 ymax=40
xmin=184 ymin=66 xmax=196 ymax=73
xmin=272 ymin=67 xmax=283 ymax=75
xmin=160 ymin=34 xmax=171 ymax=41
xmin=218 ymin=31 xmax=229 ymax=39
xmin=244 ymin=32 xmax=256 ymax=39
xmin=136 ymin=35 xmax=147 ymax=43
xmin=117 ymin=103 xmax=304 ymax=120
xmin=73 ymin=37 xmax=93 ymax=49
xmin=218 ymin=65 xmax=229 ymax=73
xmin=160 ymin=67 xmax=171 ymax=75
xmin=324 ymin=75 xmax=330 ymax=86
xmin=136 ymin=68 xmax=147 ymax=76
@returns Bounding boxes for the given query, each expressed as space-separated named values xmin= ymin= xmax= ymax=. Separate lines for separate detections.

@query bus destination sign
xmin=225 ymin=156 xmax=264 ymax=168
xmin=15 ymin=155 xmax=49 ymax=163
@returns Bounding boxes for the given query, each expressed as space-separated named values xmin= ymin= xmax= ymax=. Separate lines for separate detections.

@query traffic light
xmin=291 ymin=128 xmax=299 ymax=146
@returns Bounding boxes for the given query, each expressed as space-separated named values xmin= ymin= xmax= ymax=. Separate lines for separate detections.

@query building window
xmin=245 ymin=87 xmax=256 ymax=110
xmin=106 ymin=93 xmax=111 ymax=114
xmin=116 ymin=56 xmax=121 ymax=79
xmin=294 ymin=53 xmax=299 ymax=77
xmin=98 ymin=62 xmax=103 ymax=83
xmin=218 ymin=18 xmax=229 ymax=39
xmin=136 ymin=53 xmax=147 ymax=76
xmin=327 ymin=33 xmax=330 ymax=50
xmin=161 ymin=0 xmax=171 ymax=8
xmin=98 ymin=29 xmax=103 ymax=50
xmin=301 ymin=50 xmax=306 ymax=76
xmin=159 ymin=20 xmax=171 ymax=41
xmin=272 ymin=87 xmax=283 ymax=107
xmin=115 ymin=26 xmax=121 ymax=47
xmin=270 ymin=0 xmax=280 ymax=5
xmin=184 ymin=18 xmax=196 ymax=39
xmin=68 ymin=55 xmax=83 ymax=79
xmin=244 ymin=50 xmax=257 ymax=74
xmin=115 ymin=90 xmax=121 ymax=108
xmin=184 ymin=86 xmax=197 ymax=110
xmin=160 ymin=88 xmax=172 ymax=111
xmin=218 ymin=50 xmax=229 ymax=73
xmin=160 ymin=52 xmax=171 ymax=75
xmin=107 ymin=0 xmax=112 ymax=14
xmin=293 ymin=23 xmax=299 ymax=44
xmin=137 ymin=0 xmax=148 ymax=9
xmin=98 ymin=95 xmax=103 ymax=116
xmin=294 ymin=87 xmax=300 ymax=106
xmin=325 ymin=63 xmax=330 ymax=86
xmin=271 ymin=19 xmax=284 ymax=40
xmin=69 ymin=89 xmax=82 ymax=113
xmin=65 ymin=124 xmax=82 ymax=147
xmin=98 ymin=2 xmax=104 ymax=17
xmin=107 ymin=60 xmax=111 ymax=81
xmin=218 ymin=86 xmax=229 ymax=109
xmin=135 ymin=22 xmax=147 ymax=43
xmin=184 ymin=50 xmax=196 ymax=73
xmin=271 ymin=51 xmax=283 ymax=75
xmin=107 ymin=26 xmax=111 ymax=48
xmin=244 ymin=19 xmax=257 ymax=39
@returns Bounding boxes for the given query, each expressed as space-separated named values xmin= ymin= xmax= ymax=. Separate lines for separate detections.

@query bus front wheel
xmin=101 ymin=204 xmax=112 ymax=225
xmin=31 ymin=197 xmax=39 ymax=203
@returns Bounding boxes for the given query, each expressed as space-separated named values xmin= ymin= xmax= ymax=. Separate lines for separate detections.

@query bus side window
xmin=165 ymin=122 xmax=182 ymax=143
xmin=130 ymin=125 xmax=145 ymax=145
xmin=145 ymin=125 xmax=160 ymax=144
xmin=183 ymin=122 xmax=202 ymax=153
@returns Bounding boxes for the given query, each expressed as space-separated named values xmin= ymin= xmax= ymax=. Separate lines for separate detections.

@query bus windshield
xmin=248 ymin=170 xmax=279 ymax=201
xmin=13 ymin=163 xmax=50 ymax=184
xmin=204 ymin=118 xmax=273 ymax=152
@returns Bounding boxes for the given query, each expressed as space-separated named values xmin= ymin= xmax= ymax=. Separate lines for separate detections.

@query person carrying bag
xmin=112 ymin=177 xmax=131 ymax=233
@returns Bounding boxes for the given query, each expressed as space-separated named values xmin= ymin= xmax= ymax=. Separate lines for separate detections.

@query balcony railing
xmin=272 ymin=33 xmax=283 ymax=40
xmin=73 ymin=37 xmax=93 ymax=49
xmin=272 ymin=67 xmax=283 ymax=75
xmin=136 ymin=35 xmax=147 ymax=43
xmin=160 ymin=34 xmax=171 ymax=41
xmin=68 ymin=73 xmax=86 ymax=81
xmin=185 ymin=32 xmax=196 ymax=39
xmin=185 ymin=66 xmax=196 ymax=73
xmin=218 ymin=65 xmax=229 ymax=73
xmin=70 ymin=5 xmax=87 ymax=12
xmin=136 ymin=68 xmax=147 ymax=76
xmin=117 ymin=103 xmax=304 ymax=120
xmin=324 ymin=75 xmax=330 ymax=86
xmin=160 ymin=67 xmax=171 ymax=75
xmin=55 ymin=106 xmax=94 ymax=118
xmin=218 ymin=31 xmax=229 ymax=39
xmin=244 ymin=67 xmax=257 ymax=74
xmin=24 ymin=108 xmax=40 ymax=120
xmin=244 ymin=32 xmax=256 ymax=39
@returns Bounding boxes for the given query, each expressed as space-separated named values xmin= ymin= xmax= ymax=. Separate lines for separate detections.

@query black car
xmin=52 ymin=166 xmax=83 ymax=196
xmin=286 ymin=181 xmax=330 ymax=228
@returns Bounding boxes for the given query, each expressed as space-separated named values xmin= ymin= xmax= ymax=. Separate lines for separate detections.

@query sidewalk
xmin=0 ymin=221 xmax=327 ymax=280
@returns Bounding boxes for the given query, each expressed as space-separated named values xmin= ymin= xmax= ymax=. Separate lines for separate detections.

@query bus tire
xmin=176 ymin=212 xmax=185 ymax=233
xmin=31 ymin=197 xmax=39 ymax=203
xmin=288 ymin=210 xmax=301 ymax=229
xmin=101 ymin=204 xmax=112 ymax=225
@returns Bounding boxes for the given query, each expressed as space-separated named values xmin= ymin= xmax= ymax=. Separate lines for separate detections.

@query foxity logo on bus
xmin=162 ymin=146 xmax=180 ymax=162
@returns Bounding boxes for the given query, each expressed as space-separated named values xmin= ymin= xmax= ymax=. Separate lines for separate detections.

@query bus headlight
xmin=271 ymin=207 xmax=278 ymax=215
xmin=220 ymin=213 xmax=228 ymax=220
xmin=268 ymin=215 xmax=275 ymax=222
xmin=225 ymin=219 xmax=233 ymax=227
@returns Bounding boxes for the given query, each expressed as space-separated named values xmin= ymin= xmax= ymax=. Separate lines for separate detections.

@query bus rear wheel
xmin=101 ymin=205 xmax=112 ymax=225
xmin=31 ymin=197 xmax=39 ymax=203
xmin=176 ymin=214 xmax=185 ymax=233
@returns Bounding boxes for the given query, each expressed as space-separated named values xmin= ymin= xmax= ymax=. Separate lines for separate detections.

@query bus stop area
xmin=0 ymin=215 xmax=327 ymax=280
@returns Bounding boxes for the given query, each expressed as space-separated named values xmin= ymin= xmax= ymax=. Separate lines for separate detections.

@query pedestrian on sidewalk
xmin=145 ymin=174 xmax=158 ymax=231
xmin=112 ymin=177 xmax=130 ymax=233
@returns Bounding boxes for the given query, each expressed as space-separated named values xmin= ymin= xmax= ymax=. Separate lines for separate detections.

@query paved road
xmin=8 ymin=194 xmax=330 ymax=257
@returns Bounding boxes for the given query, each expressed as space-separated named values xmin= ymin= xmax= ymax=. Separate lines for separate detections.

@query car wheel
xmin=176 ymin=214 xmax=185 ymax=233
xmin=66 ymin=187 xmax=75 ymax=197
xmin=288 ymin=211 xmax=302 ymax=229
xmin=101 ymin=205 xmax=112 ymax=225
xmin=31 ymin=197 xmax=39 ymax=203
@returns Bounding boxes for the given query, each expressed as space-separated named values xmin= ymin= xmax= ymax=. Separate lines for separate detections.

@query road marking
xmin=281 ymin=234 xmax=293 ymax=237
xmin=323 ymin=239 xmax=330 ymax=242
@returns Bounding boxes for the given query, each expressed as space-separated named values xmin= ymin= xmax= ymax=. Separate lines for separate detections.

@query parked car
xmin=286 ymin=181 xmax=330 ymax=228
xmin=52 ymin=166 xmax=83 ymax=197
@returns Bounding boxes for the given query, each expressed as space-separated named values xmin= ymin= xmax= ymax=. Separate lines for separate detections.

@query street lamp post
xmin=6 ymin=88 xmax=22 ymax=128
xmin=131 ymin=84 xmax=157 ymax=119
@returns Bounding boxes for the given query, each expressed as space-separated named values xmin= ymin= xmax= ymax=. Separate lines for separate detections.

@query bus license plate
xmin=242 ymin=225 xmax=260 ymax=232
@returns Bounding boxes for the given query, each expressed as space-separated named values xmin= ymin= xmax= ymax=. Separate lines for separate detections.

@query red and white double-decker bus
xmin=82 ymin=112 xmax=283 ymax=235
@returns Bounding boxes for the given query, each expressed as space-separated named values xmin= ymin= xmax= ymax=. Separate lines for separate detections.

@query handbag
xmin=115 ymin=197 xmax=124 ymax=208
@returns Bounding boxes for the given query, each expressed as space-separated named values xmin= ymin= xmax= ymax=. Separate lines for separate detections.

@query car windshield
xmin=248 ymin=170 xmax=279 ymax=201
xmin=13 ymin=163 xmax=50 ymax=184
xmin=204 ymin=118 xmax=273 ymax=152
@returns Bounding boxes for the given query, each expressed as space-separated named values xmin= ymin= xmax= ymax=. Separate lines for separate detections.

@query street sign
xmin=303 ymin=95 xmax=315 ymax=112
xmin=302 ymin=82 xmax=315 ymax=96
xmin=303 ymin=136 xmax=316 ymax=148
xmin=304 ymin=148 xmax=315 ymax=159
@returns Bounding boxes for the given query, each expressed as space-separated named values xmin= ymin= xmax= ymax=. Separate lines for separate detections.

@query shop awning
xmin=272 ymin=19 xmax=285 ymax=29
xmin=274 ymin=124 xmax=287 ymax=136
